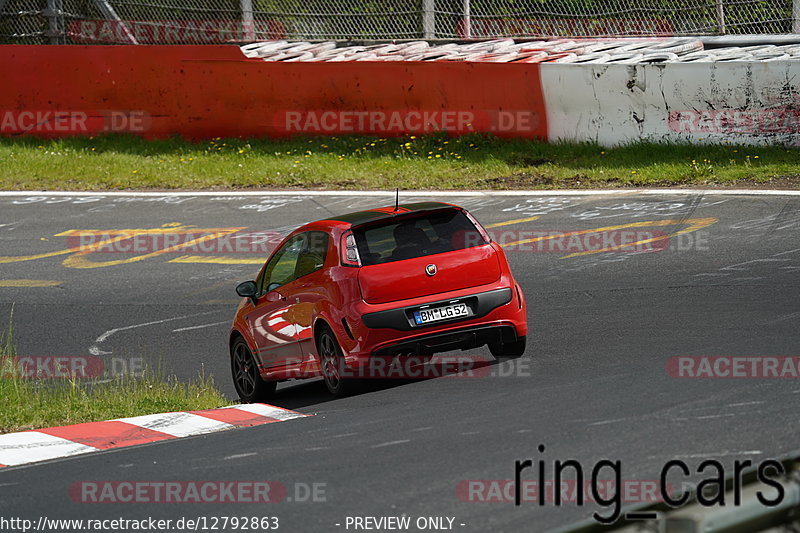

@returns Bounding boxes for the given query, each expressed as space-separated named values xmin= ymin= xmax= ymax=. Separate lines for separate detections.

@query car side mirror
xmin=266 ymin=282 xmax=281 ymax=293
xmin=236 ymin=280 xmax=259 ymax=305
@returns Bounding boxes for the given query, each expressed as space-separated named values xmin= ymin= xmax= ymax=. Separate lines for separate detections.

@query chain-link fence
xmin=2 ymin=0 xmax=799 ymax=44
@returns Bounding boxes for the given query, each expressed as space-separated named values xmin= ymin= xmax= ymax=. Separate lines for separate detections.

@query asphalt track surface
xmin=1 ymin=191 xmax=799 ymax=532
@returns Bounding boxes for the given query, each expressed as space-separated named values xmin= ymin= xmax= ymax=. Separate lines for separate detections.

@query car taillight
xmin=340 ymin=231 xmax=361 ymax=267
xmin=464 ymin=209 xmax=491 ymax=243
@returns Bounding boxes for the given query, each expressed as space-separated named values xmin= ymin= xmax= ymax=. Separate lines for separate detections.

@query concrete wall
xmin=0 ymin=45 xmax=547 ymax=140
xmin=541 ymin=62 xmax=800 ymax=146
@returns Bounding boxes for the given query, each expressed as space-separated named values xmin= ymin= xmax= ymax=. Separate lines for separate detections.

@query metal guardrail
xmin=2 ymin=0 xmax=800 ymax=44
xmin=552 ymin=454 xmax=800 ymax=533
xmin=239 ymin=38 xmax=800 ymax=63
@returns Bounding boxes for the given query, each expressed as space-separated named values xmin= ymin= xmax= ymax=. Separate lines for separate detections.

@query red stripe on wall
xmin=0 ymin=45 xmax=547 ymax=140
xmin=38 ymin=421 xmax=175 ymax=449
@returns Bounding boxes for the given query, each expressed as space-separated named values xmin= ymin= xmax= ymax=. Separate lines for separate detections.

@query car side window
xmin=293 ymin=231 xmax=329 ymax=280
xmin=258 ymin=235 xmax=305 ymax=294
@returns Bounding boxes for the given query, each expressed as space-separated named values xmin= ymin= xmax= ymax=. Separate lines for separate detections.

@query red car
xmin=229 ymin=201 xmax=527 ymax=400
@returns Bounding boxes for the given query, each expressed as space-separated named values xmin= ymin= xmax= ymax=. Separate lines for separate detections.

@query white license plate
xmin=413 ymin=303 xmax=469 ymax=325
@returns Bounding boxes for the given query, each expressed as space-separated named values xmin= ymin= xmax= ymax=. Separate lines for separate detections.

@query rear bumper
xmin=341 ymin=282 xmax=527 ymax=365
xmin=371 ymin=323 xmax=520 ymax=357
xmin=361 ymin=288 xmax=512 ymax=331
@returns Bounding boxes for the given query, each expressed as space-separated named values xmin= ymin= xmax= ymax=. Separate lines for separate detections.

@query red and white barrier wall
xmin=0 ymin=43 xmax=798 ymax=146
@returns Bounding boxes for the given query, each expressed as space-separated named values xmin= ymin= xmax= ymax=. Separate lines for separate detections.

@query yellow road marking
xmin=0 ymin=247 xmax=87 ymax=264
xmin=0 ymin=280 xmax=62 ymax=288
xmin=0 ymin=216 xmax=542 ymax=268
xmin=0 ymin=215 xmax=716 ymax=269
xmin=0 ymin=224 xmax=247 ymax=269
xmin=499 ymin=217 xmax=718 ymax=258
xmin=62 ymin=229 xmax=246 ymax=269
xmin=486 ymin=216 xmax=541 ymax=228
xmin=54 ymin=221 xmax=193 ymax=237
xmin=169 ymin=256 xmax=264 ymax=265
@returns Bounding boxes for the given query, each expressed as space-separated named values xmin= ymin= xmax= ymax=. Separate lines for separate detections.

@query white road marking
xmin=224 ymin=452 xmax=258 ymax=460
xmin=662 ymin=450 xmax=763 ymax=459
xmin=693 ymin=413 xmax=737 ymax=420
xmin=172 ymin=320 xmax=229 ymax=333
xmin=89 ymin=310 xmax=223 ymax=355
xmin=727 ymin=401 xmax=765 ymax=407
xmin=588 ymin=417 xmax=629 ymax=426
xmin=759 ymin=311 xmax=800 ymax=325
xmin=370 ymin=439 xmax=411 ymax=448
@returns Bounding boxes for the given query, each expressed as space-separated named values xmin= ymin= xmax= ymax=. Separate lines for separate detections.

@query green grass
xmin=0 ymin=134 xmax=797 ymax=190
xmin=0 ymin=316 xmax=230 ymax=434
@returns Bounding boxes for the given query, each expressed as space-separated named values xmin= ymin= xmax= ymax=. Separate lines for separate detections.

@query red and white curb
xmin=0 ymin=404 xmax=309 ymax=468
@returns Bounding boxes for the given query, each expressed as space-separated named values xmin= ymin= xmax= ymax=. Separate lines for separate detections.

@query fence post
xmin=91 ymin=0 xmax=138 ymax=43
xmin=794 ymin=0 xmax=800 ymax=33
xmin=462 ymin=0 xmax=471 ymax=38
xmin=422 ymin=0 xmax=434 ymax=39
xmin=715 ymin=0 xmax=726 ymax=34
xmin=45 ymin=0 xmax=65 ymax=44
xmin=241 ymin=0 xmax=255 ymax=41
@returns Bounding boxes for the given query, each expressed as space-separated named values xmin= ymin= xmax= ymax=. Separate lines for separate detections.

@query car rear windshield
xmin=353 ymin=209 xmax=488 ymax=266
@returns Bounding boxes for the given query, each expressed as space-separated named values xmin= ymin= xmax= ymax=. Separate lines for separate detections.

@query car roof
xmin=304 ymin=201 xmax=460 ymax=231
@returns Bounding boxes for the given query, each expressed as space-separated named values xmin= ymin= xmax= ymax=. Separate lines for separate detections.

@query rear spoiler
xmin=348 ymin=202 xmax=460 ymax=230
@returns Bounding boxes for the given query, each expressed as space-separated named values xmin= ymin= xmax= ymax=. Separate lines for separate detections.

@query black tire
xmin=316 ymin=326 xmax=359 ymax=397
xmin=231 ymin=337 xmax=277 ymax=403
xmin=489 ymin=335 xmax=526 ymax=361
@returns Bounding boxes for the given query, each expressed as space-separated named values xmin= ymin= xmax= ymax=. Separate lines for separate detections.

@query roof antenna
xmin=394 ymin=188 xmax=400 ymax=211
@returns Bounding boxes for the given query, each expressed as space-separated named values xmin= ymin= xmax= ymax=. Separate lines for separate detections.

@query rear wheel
xmin=489 ymin=335 xmax=526 ymax=361
xmin=317 ymin=326 xmax=358 ymax=397
xmin=231 ymin=337 xmax=277 ymax=403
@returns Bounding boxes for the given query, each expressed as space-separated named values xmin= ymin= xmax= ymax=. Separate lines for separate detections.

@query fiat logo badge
xmin=425 ymin=264 xmax=437 ymax=276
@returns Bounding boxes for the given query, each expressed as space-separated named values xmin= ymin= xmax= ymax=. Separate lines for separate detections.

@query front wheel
xmin=489 ymin=335 xmax=526 ymax=361
xmin=317 ymin=327 xmax=359 ymax=397
xmin=231 ymin=337 xmax=277 ymax=403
